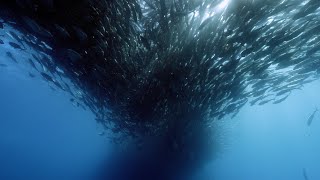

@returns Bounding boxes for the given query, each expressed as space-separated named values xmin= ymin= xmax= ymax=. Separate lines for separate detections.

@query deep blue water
xmin=1 ymin=26 xmax=320 ymax=180
xmin=0 ymin=62 xmax=109 ymax=179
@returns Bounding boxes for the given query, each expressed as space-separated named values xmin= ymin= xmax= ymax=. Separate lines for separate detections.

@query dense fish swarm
xmin=1 ymin=0 xmax=320 ymax=177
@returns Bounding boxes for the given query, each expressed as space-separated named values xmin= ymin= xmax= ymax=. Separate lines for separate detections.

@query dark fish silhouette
xmin=28 ymin=58 xmax=39 ymax=71
xmin=307 ymin=108 xmax=318 ymax=126
xmin=6 ymin=52 xmax=18 ymax=63
xmin=8 ymin=42 xmax=24 ymax=50
xmin=40 ymin=72 xmax=54 ymax=82
xmin=0 ymin=63 xmax=7 ymax=67
xmin=258 ymin=98 xmax=275 ymax=105
xmin=21 ymin=16 xmax=52 ymax=38
xmin=28 ymin=72 xmax=35 ymax=78
xmin=64 ymin=49 xmax=82 ymax=62
xmin=8 ymin=31 xmax=21 ymax=42
xmin=273 ymin=93 xmax=291 ymax=104
xmin=303 ymin=168 xmax=309 ymax=180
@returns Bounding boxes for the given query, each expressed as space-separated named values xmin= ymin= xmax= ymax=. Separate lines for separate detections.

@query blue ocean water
xmin=1 ymin=27 xmax=320 ymax=180
xmin=193 ymin=80 xmax=320 ymax=180
xmin=0 ymin=60 xmax=109 ymax=179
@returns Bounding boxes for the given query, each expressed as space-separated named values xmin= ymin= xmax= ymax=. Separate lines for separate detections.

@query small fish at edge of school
xmin=307 ymin=107 xmax=318 ymax=126
xmin=303 ymin=168 xmax=309 ymax=180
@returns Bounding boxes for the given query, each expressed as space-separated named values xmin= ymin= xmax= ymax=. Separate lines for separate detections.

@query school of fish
xmin=1 ymin=0 xmax=320 ymax=178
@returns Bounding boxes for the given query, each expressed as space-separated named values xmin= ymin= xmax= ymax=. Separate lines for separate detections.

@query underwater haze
xmin=1 ymin=37 xmax=320 ymax=179
xmin=0 ymin=55 xmax=109 ymax=179
xmin=2 ymin=0 xmax=320 ymax=179
xmin=193 ymin=80 xmax=320 ymax=180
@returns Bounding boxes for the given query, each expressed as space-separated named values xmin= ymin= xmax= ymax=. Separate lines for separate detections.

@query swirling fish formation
xmin=1 ymin=0 xmax=320 ymax=172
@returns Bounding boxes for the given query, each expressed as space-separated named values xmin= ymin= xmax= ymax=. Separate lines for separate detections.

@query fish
xmin=303 ymin=168 xmax=309 ymax=180
xmin=4 ymin=1 xmax=320 ymax=178
xmin=307 ymin=108 xmax=318 ymax=126
xmin=8 ymin=42 xmax=24 ymax=50
xmin=28 ymin=72 xmax=35 ymax=78
xmin=28 ymin=58 xmax=38 ymax=71
xmin=273 ymin=93 xmax=291 ymax=104
xmin=54 ymin=24 xmax=71 ymax=39
xmin=98 ymin=131 xmax=105 ymax=136
xmin=64 ymin=49 xmax=82 ymax=63
xmin=6 ymin=52 xmax=18 ymax=63
xmin=21 ymin=16 xmax=52 ymax=38
xmin=53 ymin=81 xmax=64 ymax=90
xmin=40 ymin=72 xmax=54 ymax=82
xmin=258 ymin=98 xmax=275 ymax=106
xmin=276 ymin=89 xmax=292 ymax=96
xmin=198 ymin=16 xmax=214 ymax=30
xmin=8 ymin=31 xmax=21 ymax=42
xmin=0 ymin=63 xmax=7 ymax=67
xmin=73 ymin=26 xmax=88 ymax=42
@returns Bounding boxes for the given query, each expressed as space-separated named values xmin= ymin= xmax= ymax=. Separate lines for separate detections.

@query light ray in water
xmin=216 ymin=0 xmax=231 ymax=12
